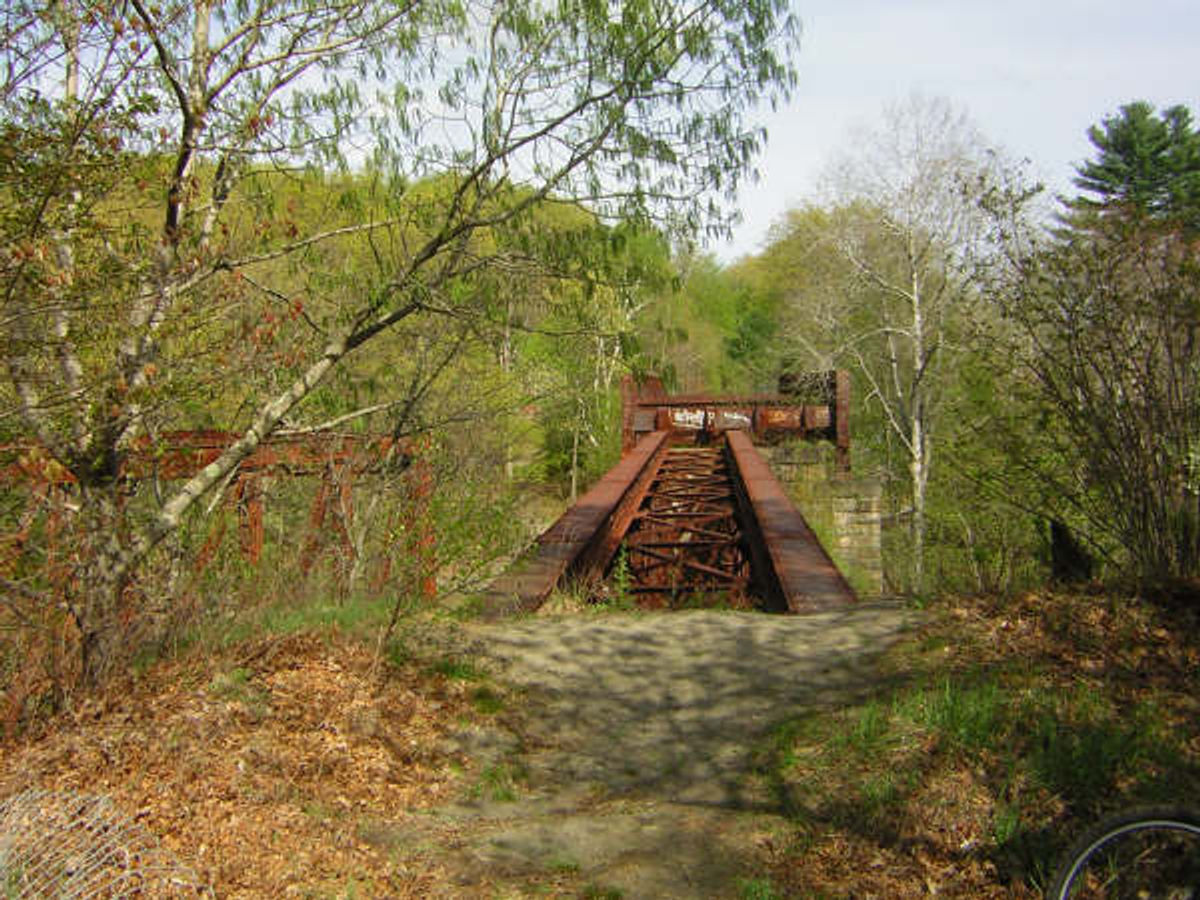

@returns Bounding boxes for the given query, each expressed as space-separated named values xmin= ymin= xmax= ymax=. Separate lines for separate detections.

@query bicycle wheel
xmin=1047 ymin=806 xmax=1200 ymax=899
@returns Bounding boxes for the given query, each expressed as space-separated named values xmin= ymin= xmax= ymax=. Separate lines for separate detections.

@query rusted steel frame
xmin=122 ymin=432 xmax=405 ymax=480
xmin=642 ymin=397 xmax=798 ymax=409
xmin=299 ymin=475 xmax=333 ymax=576
xmin=648 ymin=487 xmax=729 ymax=501
xmin=724 ymin=430 xmax=856 ymax=612
xmin=234 ymin=476 xmax=264 ymax=565
xmin=619 ymin=371 xmax=851 ymax=453
xmin=620 ymin=375 xmax=669 ymax=453
xmin=1 ymin=433 xmax=420 ymax=598
xmin=1 ymin=433 xmax=407 ymax=485
xmin=621 ymin=445 xmax=750 ymax=601
xmin=399 ymin=452 xmax=437 ymax=601
xmin=635 ymin=539 xmax=736 ymax=548
xmin=654 ymin=488 xmax=732 ymax=500
xmin=626 ymin=544 xmax=746 ymax=587
xmin=298 ymin=461 xmax=358 ymax=579
xmin=649 ymin=499 xmax=733 ymax=512
xmin=626 ymin=545 xmax=741 ymax=582
xmin=652 ymin=483 xmax=731 ymax=497
xmin=368 ymin=455 xmax=436 ymax=598
xmin=834 ymin=369 xmax=851 ymax=472
xmin=479 ymin=431 xmax=670 ymax=617
xmin=638 ymin=513 xmax=731 ymax=534
xmin=628 ymin=584 xmax=734 ymax=594
xmin=648 ymin=493 xmax=730 ymax=508
xmin=190 ymin=515 xmax=228 ymax=575
xmin=657 ymin=468 xmax=727 ymax=479
xmin=645 ymin=497 xmax=731 ymax=510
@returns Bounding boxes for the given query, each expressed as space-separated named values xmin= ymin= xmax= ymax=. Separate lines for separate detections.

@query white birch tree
xmin=818 ymin=94 xmax=1003 ymax=593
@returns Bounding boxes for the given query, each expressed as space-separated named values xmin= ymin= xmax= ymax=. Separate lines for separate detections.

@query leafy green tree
xmin=973 ymin=107 xmax=1200 ymax=585
xmin=1069 ymin=101 xmax=1200 ymax=230
xmin=636 ymin=250 xmax=778 ymax=393
xmin=0 ymin=0 xmax=799 ymax=680
xmin=810 ymin=95 xmax=1009 ymax=593
xmin=982 ymin=211 xmax=1200 ymax=584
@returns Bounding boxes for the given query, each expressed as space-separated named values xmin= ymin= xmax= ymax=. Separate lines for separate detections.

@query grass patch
xmin=737 ymin=877 xmax=781 ymax=900
xmin=579 ymin=885 xmax=623 ymax=900
xmin=906 ymin=675 xmax=1006 ymax=751
xmin=207 ymin=666 xmax=271 ymax=720
xmin=759 ymin=590 xmax=1200 ymax=897
xmin=224 ymin=594 xmax=392 ymax=643
xmin=470 ymin=685 xmax=505 ymax=715
xmin=428 ymin=656 xmax=485 ymax=681
xmin=470 ymin=762 xmax=526 ymax=803
xmin=544 ymin=855 xmax=580 ymax=874
xmin=443 ymin=594 xmax=486 ymax=621
xmin=208 ymin=666 xmax=254 ymax=699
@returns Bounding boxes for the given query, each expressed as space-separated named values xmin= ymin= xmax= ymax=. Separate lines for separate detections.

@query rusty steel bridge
xmin=2 ymin=370 xmax=858 ymax=617
xmin=481 ymin=372 xmax=857 ymax=616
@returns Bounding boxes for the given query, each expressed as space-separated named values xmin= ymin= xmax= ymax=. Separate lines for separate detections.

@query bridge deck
xmin=481 ymin=430 xmax=855 ymax=616
xmin=479 ymin=431 xmax=670 ymax=616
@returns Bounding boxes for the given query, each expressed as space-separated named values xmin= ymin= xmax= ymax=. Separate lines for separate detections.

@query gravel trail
xmin=415 ymin=604 xmax=914 ymax=898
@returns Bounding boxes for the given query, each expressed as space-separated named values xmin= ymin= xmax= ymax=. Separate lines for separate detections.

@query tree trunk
xmin=570 ymin=404 xmax=581 ymax=502
xmin=72 ymin=485 xmax=135 ymax=685
xmin=911 ymin=416 xmax=927 ymax=595
xmin=909 ymin=257 xmax=928 ymax=596
xmin=500 ymin=307 xmax=514 ymax=481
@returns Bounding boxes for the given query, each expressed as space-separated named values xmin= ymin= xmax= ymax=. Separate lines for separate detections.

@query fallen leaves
xmin=0 ymin=631 xmax=478 ymax=898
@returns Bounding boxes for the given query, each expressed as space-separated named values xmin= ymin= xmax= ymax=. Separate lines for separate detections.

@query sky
xmin=713 ymin=0 xmax=1200 ymax=262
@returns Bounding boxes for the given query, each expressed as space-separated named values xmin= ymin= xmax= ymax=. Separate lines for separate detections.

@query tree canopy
xmin=0 ymin=0 xmax=800 ymax=679
xmin=1069 ymin=100 xmax=1200 ymax=230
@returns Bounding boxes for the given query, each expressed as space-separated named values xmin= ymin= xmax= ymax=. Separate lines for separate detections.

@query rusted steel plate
xmin=619 ymin=371 xmax=850 ymax=455
xmin=725 ymin=430 xmax=856 ymax=612
xmin=647 ymin=393 xmax=806 ymax=406
xmin=802 ymin=406 xmax=830 ymax=430
xmin=479 ymin=431 xmax=669 ymax=617
xmin=758 ymin=407 xmax=804 ymax=430
xmin=715 ymin=410 xmax=751 ymax=430
xmin=668 ymin=408 xmax=707 ymax=430
xmin=619 ymin=446 xmax=751 ymax=607
xmin=632 ymin=410 xmax=656 ymax=431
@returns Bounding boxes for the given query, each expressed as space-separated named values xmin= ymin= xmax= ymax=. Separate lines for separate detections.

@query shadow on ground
xmin=412 ymin=604 xmax=914 ymax=898
xmin=470 ymin=605 xmax=912 ymax=806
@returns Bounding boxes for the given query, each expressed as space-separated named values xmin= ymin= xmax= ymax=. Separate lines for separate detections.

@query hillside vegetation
xmin=3 ymin=5 xmax=1200 ymax=895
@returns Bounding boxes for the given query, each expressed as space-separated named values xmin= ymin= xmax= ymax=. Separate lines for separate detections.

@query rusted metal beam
xmin=725 ymin=430 xmax=857 ymax=613
xmin=0 ymin=431 xmax=427 ymax=595
xmin=619 ymin=372 xmax=851 ymax=458
xmin=617 ymin=445 xmax=751 ymax=606
xmin=0 ymin=432 xmax=409 ymax=484
xmin=479 ymin=431 xmax=670 ymax=617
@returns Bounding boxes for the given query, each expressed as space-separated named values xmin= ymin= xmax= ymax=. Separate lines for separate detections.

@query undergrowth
xmin=757 ymin=589 xmax=1200 ymax=897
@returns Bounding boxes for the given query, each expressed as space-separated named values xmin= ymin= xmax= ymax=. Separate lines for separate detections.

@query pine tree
xmin=1070 ymin=101 xmax=1200 ymax=230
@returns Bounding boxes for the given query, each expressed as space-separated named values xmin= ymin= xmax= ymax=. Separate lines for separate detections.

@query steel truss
xmin=619 ymin=446 xmax=752 ymax=608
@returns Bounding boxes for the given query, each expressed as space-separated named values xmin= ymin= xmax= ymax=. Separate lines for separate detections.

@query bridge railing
xmin=619 ymin=371 xmax=850 ymax=470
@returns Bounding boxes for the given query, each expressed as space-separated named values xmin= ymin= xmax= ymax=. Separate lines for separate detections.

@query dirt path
xmin=413 ymin=604 xmax=914 ymax=898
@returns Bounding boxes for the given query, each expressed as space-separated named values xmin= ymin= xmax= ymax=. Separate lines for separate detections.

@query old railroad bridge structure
xmin=482 ymin=371 xmax=862 ymax=616
xmin=2 ymin=370 xmax=870 ymax=616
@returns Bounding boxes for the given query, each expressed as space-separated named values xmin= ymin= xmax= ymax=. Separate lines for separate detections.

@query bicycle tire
xmin=1047 ymin=805 xmax=1200 ymax=899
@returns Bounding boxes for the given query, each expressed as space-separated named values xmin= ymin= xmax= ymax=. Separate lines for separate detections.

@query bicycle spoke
xmin=1053 ymin=814 xmax=1200 ymax=899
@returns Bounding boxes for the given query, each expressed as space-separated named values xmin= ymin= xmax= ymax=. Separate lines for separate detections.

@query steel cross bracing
xmin=619 ymin=446 xmax=752 ymax=607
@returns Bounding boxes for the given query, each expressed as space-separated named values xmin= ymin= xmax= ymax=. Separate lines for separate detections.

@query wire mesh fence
xmin=0 ymin=790 xmax=209 ymax=898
